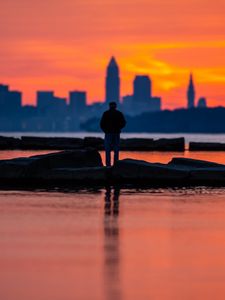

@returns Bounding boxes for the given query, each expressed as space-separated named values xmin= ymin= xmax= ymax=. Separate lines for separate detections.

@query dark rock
xmin=21 ymin=136 xmax=84 ymax=149
xmin=83 ymin=137 xmax=104 ymax=149
xmin=168 ymin=157 xmax=225 ymax=169
xmin=27 ymin=149 xmax=103 ymax=172
xmin=120 ymin=138 xmax=154 ymax=150
xmin=189 ymin=142 xmax=225 ymax=151
xmin=0 ymin=159 xmax=28 ymax=179
xmin=190 ymin=168 xmax=225 ymax=183
xmin=153 ymin=138 xmax=185 ymax=151
xmin=112 ymin=159 xmax=189 ymax=182
xmin=0 ymin=149 xmax=103 ymax=180
xmin=169 ymin=158 xmax=225 ymax=183
xmin=0 ymin=136 xmax=21 ymax=149
xmin=0 ymin=155 xmax=41 ymax=179
xmin=0 ymin=136 xmax=185 ymax=151
xmin=120 ymin=137 xmax=185 ymax=151
xmin=42 ymin=167 xmax=107 ymax=182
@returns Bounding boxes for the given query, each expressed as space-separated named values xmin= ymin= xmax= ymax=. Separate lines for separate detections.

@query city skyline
xmin=0 ymin=55 xmax=222 ymax=109
xmin=0 ymin=0 xmax=224 ymax=109
xmin=0 ymin=57 xmax=208 ymax=110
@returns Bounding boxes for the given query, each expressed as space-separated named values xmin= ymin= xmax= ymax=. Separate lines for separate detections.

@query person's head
xmin=109 ymin=101 xmax=117 ymax=110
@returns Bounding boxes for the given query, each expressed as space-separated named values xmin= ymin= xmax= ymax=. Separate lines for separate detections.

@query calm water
xmin=1 ymin=188 xmax=225 ymax=300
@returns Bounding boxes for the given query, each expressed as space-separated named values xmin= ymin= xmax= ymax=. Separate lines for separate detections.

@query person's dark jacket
xmin=100 ymin=108 xmax=126 ymax=133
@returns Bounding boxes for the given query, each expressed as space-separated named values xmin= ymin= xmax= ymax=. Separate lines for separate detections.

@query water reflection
xmin=104 ymin=186 xmax=121 ymax=300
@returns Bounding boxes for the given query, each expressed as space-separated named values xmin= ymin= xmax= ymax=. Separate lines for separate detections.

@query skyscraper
xmin=69 ymin=91 xmax=87 ymax=115
xmin=187 ymin=74 xmax=195 ymax=109
xmin=105 ymin=57 xmax=120 ymax=104
xmin=0 ymin=84 xmax=22 ymax=114
xmin=8 ymin=91 xmax=22 ymax=113
xmin=133 ymin=75 xmax=152 ymax=103
xmin=37 ymin=91 xmax=54 ymax=110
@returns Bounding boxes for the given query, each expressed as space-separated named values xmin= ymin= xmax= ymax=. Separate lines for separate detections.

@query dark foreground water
xmin=1 ymin=188 xmax=225 ymax=300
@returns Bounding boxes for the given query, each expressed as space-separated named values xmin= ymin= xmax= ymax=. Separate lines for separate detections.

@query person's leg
xmin=104 ymin=133 xmax=112 ymax=167
xmin=113 ymin=133 xmax=120 ymax=165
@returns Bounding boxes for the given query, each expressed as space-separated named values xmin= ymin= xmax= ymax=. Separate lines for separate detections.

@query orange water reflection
xmin=1 ymin=189 xmax=225 ymax=300
xmin=0 ymin=150 xmax=59 ymax=160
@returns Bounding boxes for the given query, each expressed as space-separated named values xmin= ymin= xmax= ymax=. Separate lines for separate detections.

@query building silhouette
xmin=105 ymin=57 xmax=120 ymax=104
xmin=37 ymin=91 xmax=54 ymax=111
xmin=133 ymin=75 xmax=151 ymax=103
xmin=197 ymin=97 xmax=207 ymax=108
xmin=69 ymin=91 xmax=87 ymax=115
xmin=8 ymin=91 xmax=22 ymax=112
xmin=187 ymin=74 xmax=195 ymax=109
xmin=150 ymin=97 xmax=161 ymax=111
xmin=0 ymin=84 xmax=22 ymax=114
xmin=37 ymin=91 xmax=67 ymax=115
xmin=122 ymin=75 xmax=161 ymax=115
xmin=122 ymin=75 xmax=160 ymax=115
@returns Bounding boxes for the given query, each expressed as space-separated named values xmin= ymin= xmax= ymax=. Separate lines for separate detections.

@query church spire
xmin=105 ymin=57 xmax=120 ymax=104
xmin=187 ymin=73 xmax=195 ymax=109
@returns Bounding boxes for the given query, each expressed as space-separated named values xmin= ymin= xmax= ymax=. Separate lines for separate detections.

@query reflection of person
xmin=104 ymin=186 xmax=120 ymax=217
xmin=103 ymin=186 xmax=121 ymax=300
xmin=100 ymin=102 xmax=126 ymax=167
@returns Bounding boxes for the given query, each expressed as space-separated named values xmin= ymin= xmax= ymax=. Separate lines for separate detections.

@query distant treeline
xmin=82 ymin=107 xmax=225 ymax=133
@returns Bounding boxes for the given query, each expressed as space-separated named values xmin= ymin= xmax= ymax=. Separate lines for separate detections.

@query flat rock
xmin=112 ymin=157 xmax=225 ymax=185
xmin=189 ymin=142 xmax=225 ymax=151
xmin=120 ymin=137 xmax=185 ymax=151
xmin=42 ymin=167 xmax=107 ymax=182
xmin=120 ymin=138 xmax=154 ymax=150
xmin=168 ymin=157 xmax=225 ymax=169
xmin=153 ymin=138 xmax=185 ymax=151
xmin=83 ymin=137 xmax=104 ymax=149
xmin=189 ymin=168 xmax=225 ymax=182
xmin=0 ymin=149 xmax=103 ymax=180
xmin=112 ymin=158 xmax=189 ymax=182
xmin=0 ymin=136 xmax=21 ymax=149
xmin=27 ymin=149 xmax=103 ymax=173
xmin=21 ymin=136 xmax=84 ymax=149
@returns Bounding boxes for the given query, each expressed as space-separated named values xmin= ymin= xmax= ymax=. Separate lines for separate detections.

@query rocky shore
xmin=0 ymin=149 xmax=225 ymax=188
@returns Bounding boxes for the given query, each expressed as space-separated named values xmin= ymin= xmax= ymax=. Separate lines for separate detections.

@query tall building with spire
xmin=187 ymin=73 xmax=195 ymax=109
xmin=105 ymin=57 xmax=120 ymax=104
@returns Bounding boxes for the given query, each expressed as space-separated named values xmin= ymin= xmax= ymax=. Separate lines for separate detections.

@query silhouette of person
xmin=100 ymin=102 xmax=126 ymax=167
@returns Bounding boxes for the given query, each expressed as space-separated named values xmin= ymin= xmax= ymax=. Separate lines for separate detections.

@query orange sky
xmin=0 ymin=0 xmax=225 ymax=109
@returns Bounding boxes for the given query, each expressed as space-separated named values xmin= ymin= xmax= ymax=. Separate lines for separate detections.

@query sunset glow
xmin=1 ymin=0 xmax=225 ymax=108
